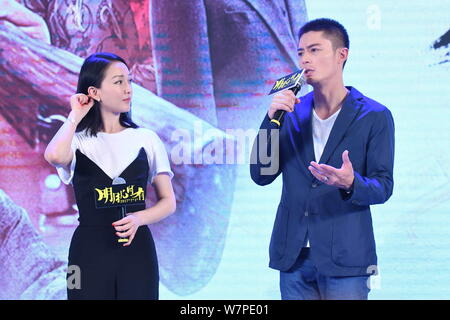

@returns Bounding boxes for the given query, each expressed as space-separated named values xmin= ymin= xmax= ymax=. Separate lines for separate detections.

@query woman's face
xmin=96 ymin=61 xmax=133 ymax=114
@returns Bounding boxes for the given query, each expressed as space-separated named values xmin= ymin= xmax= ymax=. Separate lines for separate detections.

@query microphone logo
xmin=268 ymin=69 xmax=306 ymax=95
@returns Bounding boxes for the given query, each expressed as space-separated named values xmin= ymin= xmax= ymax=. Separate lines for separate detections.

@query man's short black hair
xmin=298 ymin=18 xmax=350 ymax=50
xmin=298 ymin=18 xmax=349 ymax=68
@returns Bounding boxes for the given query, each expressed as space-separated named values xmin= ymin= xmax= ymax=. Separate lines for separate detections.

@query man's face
xmin=297 ymin=31 xmax=347 ymax=85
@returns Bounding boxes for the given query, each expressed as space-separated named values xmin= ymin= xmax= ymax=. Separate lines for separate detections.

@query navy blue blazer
xmin=250 ymin=87 xmax=395 ymax=277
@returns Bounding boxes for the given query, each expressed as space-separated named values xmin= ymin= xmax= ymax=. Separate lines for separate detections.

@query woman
xmin=44 ymin=52 xmax=176 ymax=300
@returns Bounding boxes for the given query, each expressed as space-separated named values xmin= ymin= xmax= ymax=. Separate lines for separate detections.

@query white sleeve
xmin=147 ymin=131 xmax=174 ymax=184
xmin=55 ymin=137 xmax=78 ymax=185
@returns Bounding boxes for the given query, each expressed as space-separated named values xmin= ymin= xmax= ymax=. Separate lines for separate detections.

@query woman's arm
xmin=44 ymin=94 xmax=94 ymax=167
xmin=43 ymin=111 xmax=77 ymax=168
xmin=134 ymin=173 xmax=176 ymax=225
xmin=113 ymin=173 xmax=176 ymax=246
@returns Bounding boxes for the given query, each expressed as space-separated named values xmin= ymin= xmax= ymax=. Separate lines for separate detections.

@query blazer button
xmin=311 ymin=183 xmax=318 ymax=188
xmin=304 ymin=211 xmax=309 ymax=217
xmin=352 ymin=200 xmax=359 ymax=205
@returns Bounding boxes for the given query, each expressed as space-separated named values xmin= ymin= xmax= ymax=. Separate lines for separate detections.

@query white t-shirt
xmin=312 ymin=107 xmax=341 ymax=163
xmin=56 ymin=127 xmax=173 ymax=185
xmin=304 ymin=107 xmax=342 ymax=248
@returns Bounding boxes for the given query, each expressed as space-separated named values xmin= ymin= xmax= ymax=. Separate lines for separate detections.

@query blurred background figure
xmin=151 ymin=0 xmax=308 ymax=130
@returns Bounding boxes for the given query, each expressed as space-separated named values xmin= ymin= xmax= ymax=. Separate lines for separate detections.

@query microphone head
xmin=112 ymin=177 xmax=126 ymax=185
xmin=295 ymin=70 xmax=307 ymax=87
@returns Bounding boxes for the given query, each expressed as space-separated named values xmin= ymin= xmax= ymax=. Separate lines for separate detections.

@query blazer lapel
xmin=244 ymin=0 xmax=299 ymax=67
xmin=318 ymin=87 xmax=363 ymax=164
xmin=286 ymin=92 xmax=315 ymax=177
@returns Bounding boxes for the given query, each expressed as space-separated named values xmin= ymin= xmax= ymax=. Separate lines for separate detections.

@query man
xmin=250 ymin=18 xmax=394 ymax=300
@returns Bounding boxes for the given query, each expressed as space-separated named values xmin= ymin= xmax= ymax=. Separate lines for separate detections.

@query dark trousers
xmin=67 ymin=226 xmax=159 ymax=300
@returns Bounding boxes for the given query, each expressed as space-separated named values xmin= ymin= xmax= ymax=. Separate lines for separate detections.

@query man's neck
xmin=313 ymin=80 xmax=349 ymax=120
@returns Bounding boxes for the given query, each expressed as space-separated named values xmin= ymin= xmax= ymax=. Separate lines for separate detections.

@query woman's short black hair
xmin=75 ymin=52 xmax=138 ymax=136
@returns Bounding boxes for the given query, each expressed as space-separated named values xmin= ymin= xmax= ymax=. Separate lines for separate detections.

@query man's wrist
xmin=344 ymin=177 xmax=355 ymax=193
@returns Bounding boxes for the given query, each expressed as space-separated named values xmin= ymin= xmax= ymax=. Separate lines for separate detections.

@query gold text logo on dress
xmin=94 ymin=183 xmax=146 ymax=209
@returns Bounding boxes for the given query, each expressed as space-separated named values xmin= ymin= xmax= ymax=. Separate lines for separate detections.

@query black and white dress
xmin=57 ymin=127 xmax=173 ymax=300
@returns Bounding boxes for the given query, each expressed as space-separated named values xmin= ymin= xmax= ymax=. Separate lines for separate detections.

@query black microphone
xmin=268 ymin=69 xmax=306 ymax=128
xmin=112 ymin=177 xmax=129 ymax=243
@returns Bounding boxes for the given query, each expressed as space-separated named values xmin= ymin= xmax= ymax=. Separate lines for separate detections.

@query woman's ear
xmin=87 ymin=86 xmax=101 ymax=102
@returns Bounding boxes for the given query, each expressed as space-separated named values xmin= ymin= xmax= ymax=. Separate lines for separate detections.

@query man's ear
xmin=339 ymin=47 xmax=349 ymax=66
xmin=87 ymin=86 xmax=101 ymax=102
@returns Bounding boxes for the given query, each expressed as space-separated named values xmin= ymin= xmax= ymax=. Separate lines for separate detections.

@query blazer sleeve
xmin=250 ymin=114 xmax=283 ymax=186
xmin=342 ymin=108 xmax=395 ymax=206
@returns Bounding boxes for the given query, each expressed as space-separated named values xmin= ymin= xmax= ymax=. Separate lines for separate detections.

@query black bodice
xmin=72 ymin=147 xmax=149 ymax=226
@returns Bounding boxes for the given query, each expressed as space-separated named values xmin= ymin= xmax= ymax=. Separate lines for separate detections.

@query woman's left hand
xmin=112 ymin=213 xmax=143 ymax=247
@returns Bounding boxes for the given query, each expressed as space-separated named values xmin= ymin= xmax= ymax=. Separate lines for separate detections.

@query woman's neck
xmin=101 ymin=110 xmax=125 ymax=133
